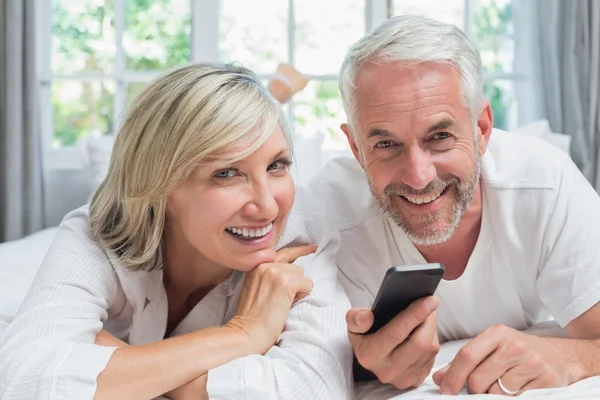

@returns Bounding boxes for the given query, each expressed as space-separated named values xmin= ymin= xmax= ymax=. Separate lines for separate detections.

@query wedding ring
xmin=497 ymin=377 xmax=519 ymax=396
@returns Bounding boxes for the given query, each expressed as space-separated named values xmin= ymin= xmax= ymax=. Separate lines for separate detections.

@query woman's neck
xmin=161 ymin=235 xmax=232 ymax=302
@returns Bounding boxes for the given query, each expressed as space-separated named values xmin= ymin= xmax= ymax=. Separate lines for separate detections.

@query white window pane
xmin=293 ymin=80 xmax=348 ymax=151
xmin=484 ymin=79 xmax=516 ymax=131
xmin=52 ymin=81 xmax=115 ymax=148
xmin=474 ymin=0 xmax=514 ymax=73
xmin=219 ymin=0 xmax=288 ymax=74
xmin=52 ymin=0 xmax=115 ymax=74
xmin=391 ymin=0 xmax=464 ymax=29
xmin=294 ymin=0 xmax=365 ymax=75
xmin=124 ymin=0 xmax=191 ymax=71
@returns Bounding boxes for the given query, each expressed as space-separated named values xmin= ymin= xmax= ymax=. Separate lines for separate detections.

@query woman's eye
xmin=213 ymin=169 xmax=236 ymax=179
xmin=268 ymin=158 xmax=292 ymax=171
xmin=375 ymin=140 xmax=393 ymax=149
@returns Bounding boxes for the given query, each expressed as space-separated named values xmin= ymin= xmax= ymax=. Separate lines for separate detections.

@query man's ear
xmin=476 ymin=101 xmax=493 ymax=157
xmin=341 ymin=123 xmax=364 ymax=168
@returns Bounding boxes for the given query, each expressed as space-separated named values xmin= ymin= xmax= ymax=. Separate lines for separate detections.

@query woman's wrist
xmin=223 ymin=316 xmax=266 ymax=355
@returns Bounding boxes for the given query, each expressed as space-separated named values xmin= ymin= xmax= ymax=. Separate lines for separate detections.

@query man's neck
xmin=414 ymin=183 xmax=483 ymax=281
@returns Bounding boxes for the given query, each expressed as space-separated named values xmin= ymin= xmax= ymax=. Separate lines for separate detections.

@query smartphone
xmin=353 ymin=263 xmax=445 ymax=382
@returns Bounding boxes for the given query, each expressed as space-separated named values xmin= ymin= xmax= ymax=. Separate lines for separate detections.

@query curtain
xmin=514 ymin=0 xmax=600 ymax=190
xmin=0 ymin=0 xmax=45 ymax=242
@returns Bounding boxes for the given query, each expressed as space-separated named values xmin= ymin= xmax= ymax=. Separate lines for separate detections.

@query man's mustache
xmin=384 ymin=178 xmax=458 ymax=197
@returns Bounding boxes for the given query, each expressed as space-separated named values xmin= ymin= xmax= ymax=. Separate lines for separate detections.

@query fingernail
xmin=355 ymin=310 xmax=367 ymax=327
xmin=426 ymin=297 xmax=439 ymax=312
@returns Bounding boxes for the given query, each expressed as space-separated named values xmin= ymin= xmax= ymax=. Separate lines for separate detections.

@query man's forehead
xmin=355 ymin=60 xmax=461 ymax=95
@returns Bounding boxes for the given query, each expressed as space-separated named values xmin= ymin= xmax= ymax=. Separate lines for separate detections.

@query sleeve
xmin=0 ymin=209 xmax=120 ymax=400
xmin=206 ymin=189 xmax=355 ymax=399
xmin=536 ymin=155 xmax=600 ymax=327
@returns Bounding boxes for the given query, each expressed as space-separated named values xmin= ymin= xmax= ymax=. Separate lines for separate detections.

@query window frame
xmin=40 ymin=0 xmax=525 ymax=170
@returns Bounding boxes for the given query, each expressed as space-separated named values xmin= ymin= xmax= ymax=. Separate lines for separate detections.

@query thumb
xmin=346 ymin=308 xmax=374 ymax=334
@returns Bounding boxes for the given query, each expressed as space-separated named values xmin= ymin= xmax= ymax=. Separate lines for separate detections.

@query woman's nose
xmin=243 ymin=182 xmax=278 ymax=219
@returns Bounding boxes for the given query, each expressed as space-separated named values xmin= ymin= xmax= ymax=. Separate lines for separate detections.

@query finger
xmin=375 ymin=296 xmax=438 ymax=357
xmin=275 ymin=245 xmax=318 ymax=263
xmin=486 ymin=365 xmax=537 ymax=396
xmin=390 ymin=313 xmax=439 ymax=386
xmin=513 ymin=374 xmax=557 ymax=396
xmin=433 ymin=363 xmax=450 ymax=386
xmin=292 ymin=276 xmax=315 ymax=303
xmin=467 ymin=348 xmax=540 ymax=394
xmin=346 ymin=308 xmax=375 ymax=334
xmin=439 ymin=328 xmax=504 ymax=395
xmin=292 ymin=275 xmax=314 ymax=295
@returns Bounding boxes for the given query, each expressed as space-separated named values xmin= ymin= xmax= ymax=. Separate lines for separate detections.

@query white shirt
xmin=309 ymin=129 xmax=600 ymax=343
xmin=0 ymin=189 xmax=354 ymax=400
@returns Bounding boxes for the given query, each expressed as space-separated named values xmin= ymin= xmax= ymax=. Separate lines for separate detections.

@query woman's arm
xmin=0 ymin=208 xmax=316 ymax=400
xmin=94 ymin=325 xmax=251 ymax=400
xmin=0 ymin=210 xmax=253 ymax=400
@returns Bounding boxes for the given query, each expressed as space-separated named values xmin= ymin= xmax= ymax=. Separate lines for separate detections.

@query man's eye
xmin=432 ymin=132 xmax=451 ymax=140
xmin=375 ymin=140 xmax=393 ymax=149
xmin=213 ymin=169 xmax=237 ymax=179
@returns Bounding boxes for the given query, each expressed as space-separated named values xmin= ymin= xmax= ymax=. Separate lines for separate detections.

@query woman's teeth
xmin=226 ymin=222 xmax=273 ymax=239
xmin=403 ymin=188 xmax=445 ymax=205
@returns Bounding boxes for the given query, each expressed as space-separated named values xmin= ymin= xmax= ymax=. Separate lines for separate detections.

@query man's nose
xmin=399 ymin=147 xmax=437 ymax=190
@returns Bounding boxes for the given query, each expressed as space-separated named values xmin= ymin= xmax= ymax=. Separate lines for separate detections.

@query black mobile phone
xmin=353 ymin=263 xmax=445 ymax=382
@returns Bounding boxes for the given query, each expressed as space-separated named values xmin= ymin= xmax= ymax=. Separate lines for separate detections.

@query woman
xmin=0 ymin=63 xmax=353 ymax=399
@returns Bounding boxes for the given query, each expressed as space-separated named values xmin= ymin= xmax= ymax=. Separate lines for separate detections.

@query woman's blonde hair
xmin=89 ymin=62 xmax=290 ymax=271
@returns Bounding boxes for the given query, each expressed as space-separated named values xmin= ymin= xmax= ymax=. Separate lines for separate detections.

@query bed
xmin=2 ymin=121 xmax=593 ymax=398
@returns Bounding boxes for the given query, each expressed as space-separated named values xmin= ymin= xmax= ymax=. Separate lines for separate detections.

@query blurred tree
xmin=52 ymin=0 xmax=115 ymax=147
xmin=473 ymin=0 xmax=513 ymax=129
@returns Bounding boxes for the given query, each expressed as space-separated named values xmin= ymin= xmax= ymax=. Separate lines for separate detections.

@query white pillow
xmin=78 ymin=136 xmax=115 ymax=196
xmin=0 ymin=228 xmax=58 ymax=337
xmin=290 ymin=133 xmax=325 ymax=188
xmin=514 ymin=119 xmax=571 ymax=155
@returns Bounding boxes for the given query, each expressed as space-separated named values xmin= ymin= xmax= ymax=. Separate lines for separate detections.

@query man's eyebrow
xmin=367 ymin=128 xmax=394 ymax=139
xmin=426 ymin=119 xmax=458 ymax=134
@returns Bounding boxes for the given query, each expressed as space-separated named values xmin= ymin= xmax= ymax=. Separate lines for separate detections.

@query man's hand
xmin=433 ymin=324 xmax=587 ymax=396
xmin=348 ymin=296 xmax=440 ymax=389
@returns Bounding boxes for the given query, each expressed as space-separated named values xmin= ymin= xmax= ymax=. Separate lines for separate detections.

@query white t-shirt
xmin=0 ymin=189 xmax=353 ymax=400
xmin=310 ymin=129 xmax=600 ymax=343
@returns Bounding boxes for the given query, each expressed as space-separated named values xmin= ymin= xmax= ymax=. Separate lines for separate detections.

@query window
xmin=391 ymin=0 xmax=519 ymax=130
xmin=41 ymin=0 xmax=518 ymax=168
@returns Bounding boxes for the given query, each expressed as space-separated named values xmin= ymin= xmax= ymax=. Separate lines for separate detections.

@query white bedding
xmin=1 ymin=229 xmax=600 ymax=398
xmin=357 ymin=322 xmax=600 ymax=399
xmin=0 ymin=227 xmax=58 ymax=335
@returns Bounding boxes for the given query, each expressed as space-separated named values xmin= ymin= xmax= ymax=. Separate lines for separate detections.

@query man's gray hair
xmin=339 ymin=15 xmax=484 ymax=130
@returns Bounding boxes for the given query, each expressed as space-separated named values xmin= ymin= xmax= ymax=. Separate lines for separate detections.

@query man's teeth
xmin=226 ymin=223 xmax=273 ymax=238
xmin=404 ymin=189 xmax=445 ymax=205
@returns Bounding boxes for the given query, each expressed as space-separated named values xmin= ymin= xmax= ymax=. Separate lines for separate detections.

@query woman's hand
xmin=228 ymin=245 xmax=317 ymax=354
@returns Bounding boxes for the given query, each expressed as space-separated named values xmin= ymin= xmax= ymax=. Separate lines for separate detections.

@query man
xmin=310 ymin=15 xmax=600 ymax=396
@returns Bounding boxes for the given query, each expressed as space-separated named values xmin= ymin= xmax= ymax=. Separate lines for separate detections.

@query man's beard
xmin=369 ymin=154 xmax=481 ymax=246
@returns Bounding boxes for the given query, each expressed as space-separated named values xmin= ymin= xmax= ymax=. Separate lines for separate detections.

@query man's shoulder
xmin=483 ymin=129 xmax=572 ymax=192
xmin=308 ymin=156 xmax=379 ymax=231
